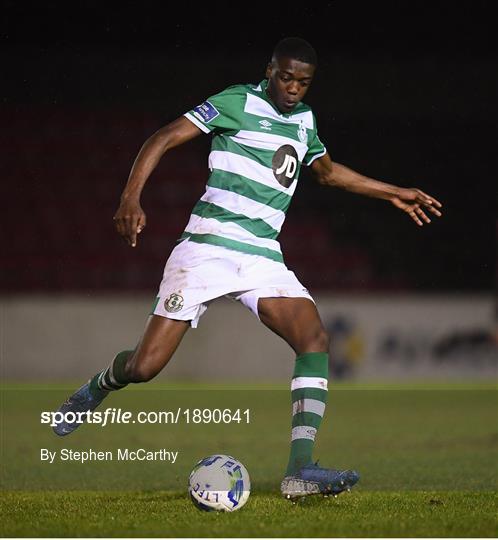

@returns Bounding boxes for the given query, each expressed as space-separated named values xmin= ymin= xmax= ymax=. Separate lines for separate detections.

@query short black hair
xmin=272 ymin=37 xmax=317 ymax=66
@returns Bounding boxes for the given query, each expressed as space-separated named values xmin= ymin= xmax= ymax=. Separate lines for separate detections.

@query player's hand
xmin=113 ymin=199 xmax=147 ymax=247
xmin=390 ymin=188 xmax=443 ymax=226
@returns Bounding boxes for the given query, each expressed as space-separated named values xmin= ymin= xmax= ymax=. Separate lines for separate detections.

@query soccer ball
xmin=188 ymin=454 xmax=251 ymax=512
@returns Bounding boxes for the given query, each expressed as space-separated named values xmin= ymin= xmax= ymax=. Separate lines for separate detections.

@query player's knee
xmin=316 ymin=328 xmax=330 ymax=351
xmin=302 ymin=327 xmax=330 ymax=353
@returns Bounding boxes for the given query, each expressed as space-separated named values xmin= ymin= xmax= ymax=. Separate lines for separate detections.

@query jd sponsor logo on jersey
xmin=258 ymin=119 xmax=272 ymax=131
xmin=193 ymin=101 xmax=219 ymax=123
xmin=164 ymin=293 xmax=184 ymax=313
xmin=272 ymin=145 xmax=298 ymax=187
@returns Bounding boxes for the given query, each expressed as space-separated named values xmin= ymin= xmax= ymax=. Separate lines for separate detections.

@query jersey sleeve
xmin=184 ymin=85 xmax=244 ymax=134
xmin=303 ymin=115 xmax=327 ymax=166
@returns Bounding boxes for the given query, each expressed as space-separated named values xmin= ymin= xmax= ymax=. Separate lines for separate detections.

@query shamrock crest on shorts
xmin=164 ymin=293 xmax=184 ymax=312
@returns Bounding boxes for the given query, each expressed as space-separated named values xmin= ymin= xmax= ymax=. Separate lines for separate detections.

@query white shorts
xmin=152 ymin=238 xmax=314 ymax=328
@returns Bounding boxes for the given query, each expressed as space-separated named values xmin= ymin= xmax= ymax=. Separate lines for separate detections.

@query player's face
xmin=265 ymin=57 xmax=315 ymax=114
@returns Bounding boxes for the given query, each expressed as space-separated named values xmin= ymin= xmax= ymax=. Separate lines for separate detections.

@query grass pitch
xmin=1 ymin=382 xmax=497 ymax=537
xmin=2 ymin=490 xmax=496 ymax=537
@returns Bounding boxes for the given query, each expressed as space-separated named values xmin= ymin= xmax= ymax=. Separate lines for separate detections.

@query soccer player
xmin=53 ymin=37 xmax=442 ymax=499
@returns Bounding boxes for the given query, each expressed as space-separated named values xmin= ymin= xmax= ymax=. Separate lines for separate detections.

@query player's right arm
xmin=114 ymin=116 xmax=202 ymax=247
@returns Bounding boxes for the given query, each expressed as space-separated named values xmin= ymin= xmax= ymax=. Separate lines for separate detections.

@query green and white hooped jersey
xmin=182 ymin=79 xmax=327 ymax=263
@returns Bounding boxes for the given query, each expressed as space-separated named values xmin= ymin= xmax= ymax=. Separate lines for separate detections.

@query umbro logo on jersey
xmin=259 ymin=119 xmax=272 ymax=130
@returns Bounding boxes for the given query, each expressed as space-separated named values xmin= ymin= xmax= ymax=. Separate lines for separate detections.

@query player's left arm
xmin=310 ymin=152 xmax=443 ymax=226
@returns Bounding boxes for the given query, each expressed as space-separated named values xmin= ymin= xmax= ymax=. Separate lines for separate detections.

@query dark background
xmin=2 ymin=1 xmax=495 ymax=292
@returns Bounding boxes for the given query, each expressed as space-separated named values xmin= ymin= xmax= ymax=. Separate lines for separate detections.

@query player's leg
xmin=53 ymin=315 xmax=189 ymax=436
xmin=258 ymin=297 xmax=329 ymax=473
xmin=54 ymin=236 xmax=233 ymax=436
xmin=257 ymin=296 xmax=359 ymax=498
xmin=92 ymin=315 xmax=189 ymax=391
xmin=257 ymin=296 xmax=329 ymax=354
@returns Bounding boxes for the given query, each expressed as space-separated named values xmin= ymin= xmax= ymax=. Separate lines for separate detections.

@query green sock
xmin=286 ymin=352 xmax=329 ymax=476
xmin=88 ymin=350 xmax=132 ymax=399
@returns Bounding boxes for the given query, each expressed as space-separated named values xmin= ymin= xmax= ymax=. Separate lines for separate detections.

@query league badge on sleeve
xmin=193 ymin=101 xmax=220 ymax=124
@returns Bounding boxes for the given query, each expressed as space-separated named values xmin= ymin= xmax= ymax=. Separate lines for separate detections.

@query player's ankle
xmin=88 ymin=378 xmax=109 ymax=400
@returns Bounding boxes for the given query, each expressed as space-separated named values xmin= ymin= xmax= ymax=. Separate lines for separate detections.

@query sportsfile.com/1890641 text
xmin=41 ymin=408 xmax=251 ymax=428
